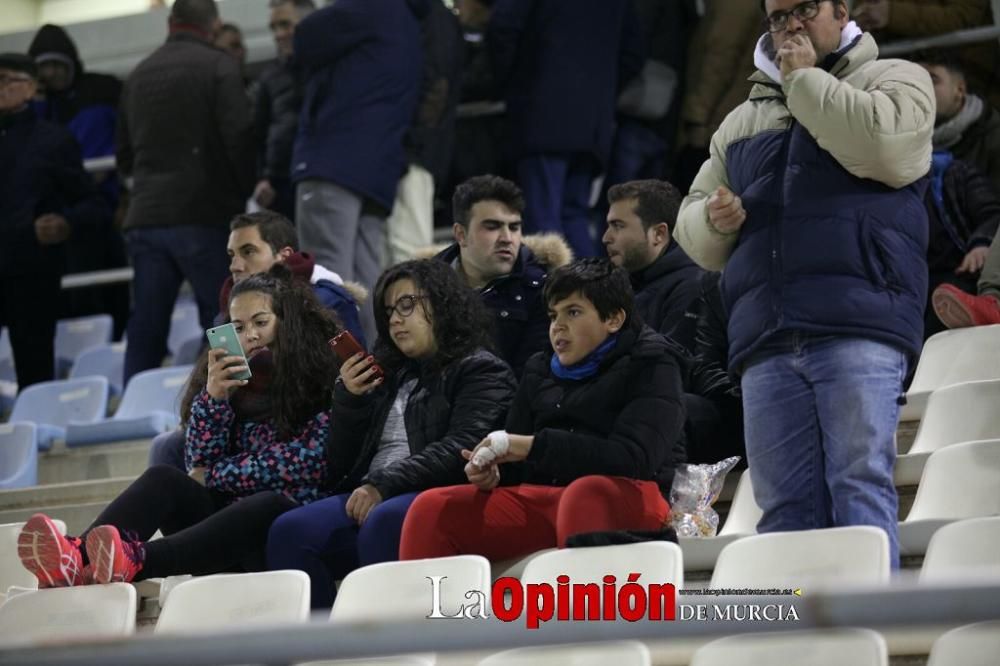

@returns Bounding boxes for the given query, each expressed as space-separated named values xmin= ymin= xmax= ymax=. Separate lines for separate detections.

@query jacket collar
xmin=630 ymin=243 xmax=695 ymax=290
xmin=437 ymin=243 xmax=543 ymax=291
xmin=0 ymin=106 xmax=35 ymax=131
xmin=748 ymin=29 xmax=875 ymax=102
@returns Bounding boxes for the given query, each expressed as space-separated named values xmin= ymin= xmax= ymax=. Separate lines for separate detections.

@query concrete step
xmin=0 ymin=477 xmax=133 ymax=534
xmin=39 ymin=439 xmax=152 ymax=485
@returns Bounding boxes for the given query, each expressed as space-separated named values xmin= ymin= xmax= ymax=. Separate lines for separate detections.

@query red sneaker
xmin=86 ymin=525 xmax=145 ymax=584
xmin=932 ymin=284 xmax=1000 ymax=329
xmin=17 ymin=514 xmax=84 ymax=588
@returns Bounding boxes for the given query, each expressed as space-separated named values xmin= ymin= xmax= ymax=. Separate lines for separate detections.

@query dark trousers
xmin=517 ymin=153 xmax=598 ymax=259
xmin=148 ymin=428 xmax=187 ymax=470
xmin=123 ymin=226 xmax=230 ymax=384
xmin=0 ymin=272 xmax=61 ymax=389
xmin=85 ymin=464 xmax=298 ymax=581
xmin=267 ymin=491 xmax=419 ymax=608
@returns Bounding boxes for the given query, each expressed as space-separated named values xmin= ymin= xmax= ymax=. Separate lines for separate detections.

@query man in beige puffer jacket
xmin=675 ymin=0 xmax=935 ymax=568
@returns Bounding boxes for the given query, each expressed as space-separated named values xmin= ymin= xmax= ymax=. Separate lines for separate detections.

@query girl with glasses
xmin=267 ymin=259 xmax=516 ymax=608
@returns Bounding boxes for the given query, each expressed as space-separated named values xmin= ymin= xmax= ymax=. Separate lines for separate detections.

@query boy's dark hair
xmin=219 ymin=23 xmax=242 ymax=36
xmin=452 ymin=175 xmax=525 ymax=228
xmin=544 ymin=258 xmax=637 ymax=326
xmin=179 ymin=264 xmax=342 ymax=438
xmin=230 ymin=211 xmax=298 ymax=255
xmin=607 ymin=179 xmax=683 ymax=232
xmin=913 ymin=49 xmax=966 ymax=78
xmin=372 ymin=259 xmax=495 ymax=373
xmin=170 ymin=0 xmax=219 ymax=31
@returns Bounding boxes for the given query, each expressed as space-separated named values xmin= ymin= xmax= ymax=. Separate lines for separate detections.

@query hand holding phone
xmin=329 ymin=331 xmax=384 ymax=395
xmin=205 ymin=323 xmax=251 ymax=400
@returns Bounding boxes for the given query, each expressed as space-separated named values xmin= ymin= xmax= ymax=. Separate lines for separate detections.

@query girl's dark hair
xmin=372 ymin=259 xmax=494 ymax=373
xmin=544 ymin=258 xmax=640 ymax=329
xmin=179 ymin=264 xmax=342 ymax=438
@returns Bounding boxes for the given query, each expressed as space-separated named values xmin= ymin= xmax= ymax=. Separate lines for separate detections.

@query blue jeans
xmin=741 ymin=333 xmax=907 ymax=567
xmin=517 ymin=154 xmax=597 ymax=258
xmin=266 ymin=491 xmax=419 ymax=609
xmin=124 ymin=226 xmax=230 ymax=384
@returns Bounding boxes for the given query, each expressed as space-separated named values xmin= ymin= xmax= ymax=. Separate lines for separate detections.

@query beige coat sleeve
xmin=783 ymin=60 xmax=934 ymax=188
xmin=675 ymin=127 xmax=742 ymax=271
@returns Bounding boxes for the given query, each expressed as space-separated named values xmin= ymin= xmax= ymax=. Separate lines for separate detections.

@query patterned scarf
xmin=230 ymin=349 xmax=274 ymax=423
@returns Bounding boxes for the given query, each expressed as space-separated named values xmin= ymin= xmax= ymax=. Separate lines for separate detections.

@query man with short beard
xmin=602 ymin=179 xmax=703 ymax=349
xmin=435 ymin=175 xmax=571 ymax=377
xmin=916 ymin=53 xmax=1000 ymax=194
xmin=676 ymin=0 xmax=934 ymax=567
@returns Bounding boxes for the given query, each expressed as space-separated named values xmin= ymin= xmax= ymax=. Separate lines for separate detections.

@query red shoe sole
xmin=17 ymin=514 xmax=80 ymax=588
xmin=86 ymin=526 xmax=123 ymax=585
xmin=932 ymin=289 xmax=975 ymax=329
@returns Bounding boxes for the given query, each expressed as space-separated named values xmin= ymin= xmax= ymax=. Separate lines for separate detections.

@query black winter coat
xmin=255 ymin=59 xmax=304 ymax=184
xmin=487 ymin=0 xmax=644 ymax=164
xmin=630 ymin=243 xmax=704 ymax=350
xmin=0 ymin=109 xmax=107 ymax=276
xmin=435 ymin=237 xmax=568 ymax=378
xmin=926 ymin=157 xmax=1000 ymax=273
xmin=501 ymin=325 xmax=686 ymax=492
xmin=117 ymin=32 xmax=255 ymax=230
xmin=326 ymin=349 xmax=516 ymax=499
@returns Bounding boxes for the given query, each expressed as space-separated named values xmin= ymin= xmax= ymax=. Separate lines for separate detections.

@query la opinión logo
xmin=426 ymin=574 xmax=676 ymax=629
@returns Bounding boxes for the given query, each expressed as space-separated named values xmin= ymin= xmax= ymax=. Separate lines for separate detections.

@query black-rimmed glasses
xmin=384 ymin=294 xmax=427 ymax=320
xmin=765 ymin=0 xmax=832 ymax=32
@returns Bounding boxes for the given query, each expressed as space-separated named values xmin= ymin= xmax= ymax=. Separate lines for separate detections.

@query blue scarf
xmin=930 ymin=150 xmax=966 ymax=251
xmin=550 ymin=333 xmax=619 ymax=381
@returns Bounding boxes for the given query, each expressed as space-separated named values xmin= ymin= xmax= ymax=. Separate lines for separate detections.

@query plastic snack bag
xmin=668 ymin=456 xmax=741 ymax=537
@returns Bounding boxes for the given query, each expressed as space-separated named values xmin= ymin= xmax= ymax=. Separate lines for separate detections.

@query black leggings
xmin=83 ymin=465 xmax=298 ymax=581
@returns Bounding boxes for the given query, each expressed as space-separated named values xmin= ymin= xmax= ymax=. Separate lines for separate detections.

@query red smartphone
xmin=329 ymin=331 xmax=384 ymax=382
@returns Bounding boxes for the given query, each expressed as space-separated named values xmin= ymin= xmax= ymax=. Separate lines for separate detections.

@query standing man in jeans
xmin=676 ymin=0 xmax=934 ymax=566
xmin=291 ymin=0 xmax=425 ymax=297
xmin=118 ymin=0 xmax=255 ymax=383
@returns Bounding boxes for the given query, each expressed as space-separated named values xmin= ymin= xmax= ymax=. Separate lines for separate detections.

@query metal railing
xmin=1 ymin=581 xmax=998 ymax=666
xmin=880 ymin=24 xmax=1000 ymax=57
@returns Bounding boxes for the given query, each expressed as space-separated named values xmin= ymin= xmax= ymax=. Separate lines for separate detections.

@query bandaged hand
xmin=462 ymin=431 xmax=534 ymax=472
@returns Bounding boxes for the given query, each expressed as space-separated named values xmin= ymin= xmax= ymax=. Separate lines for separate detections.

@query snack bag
xmin=668 ymin=456 xmax=741 ymax=537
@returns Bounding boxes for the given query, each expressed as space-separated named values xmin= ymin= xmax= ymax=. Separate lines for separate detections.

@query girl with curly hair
xmin=18 ymin=266 xmax=342 ymax=587
xmin=267 ymin=259 xmax=517 ymax=608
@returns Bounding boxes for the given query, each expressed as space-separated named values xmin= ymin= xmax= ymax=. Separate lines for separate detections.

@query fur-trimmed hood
xmin=420 ymin=232 xmax=573 ymax=270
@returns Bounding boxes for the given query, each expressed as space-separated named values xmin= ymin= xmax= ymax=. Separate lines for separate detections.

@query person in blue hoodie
xmin=28 ymin=23 xmax=130 ymax=337
xmin=291 ymin=0 xmax=427 ymax=306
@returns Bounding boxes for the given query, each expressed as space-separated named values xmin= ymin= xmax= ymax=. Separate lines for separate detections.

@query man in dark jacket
xmin=436 ymin=175 xmax=571 ymax=376
xmin=291 ymin=0 xmax=427 ymax=303
xmin=386 ymin=0 xmax=464 ymax=266
xmin=917 ymin=53 xmax=1000 ymax=194
xmin=602 ymin=179 xmax=704 ymax=350
xmin=28 ymin=23 xmax=130 ymax=337
xmin=0 ymin=54 xmax=108 ymax=389
xmin=252 ymin=0 xmax=316 ymax=221
xmin=488 ymin=0 xmax=644 ymax=258
xmin=118 ymin=0 xmax=255 ymax=384
xmin=924 ymin=153 xmax=1000 ymax=337
xmin=147 ymin=210 xmax=367 ymax=471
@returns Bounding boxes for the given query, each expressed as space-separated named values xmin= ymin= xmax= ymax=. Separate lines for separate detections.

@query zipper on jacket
xmin=770 ymin=118 xmax=796 ymax=326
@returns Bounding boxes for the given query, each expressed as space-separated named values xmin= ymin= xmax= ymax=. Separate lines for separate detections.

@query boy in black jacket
xmin=399 ymin=259 xmax=685 ymax=562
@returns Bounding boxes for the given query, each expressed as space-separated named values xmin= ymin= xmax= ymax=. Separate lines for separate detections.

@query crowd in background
xmin=4 ymin=0 xmax=1000 ymax=610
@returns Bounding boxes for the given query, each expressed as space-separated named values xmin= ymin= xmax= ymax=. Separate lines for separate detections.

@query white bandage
xmin=471 ymin=430 xmax=510 ymax=469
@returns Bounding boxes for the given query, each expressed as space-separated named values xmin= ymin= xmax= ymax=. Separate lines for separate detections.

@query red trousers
xmin=399 ymin=475 xmax=669 ymax=561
